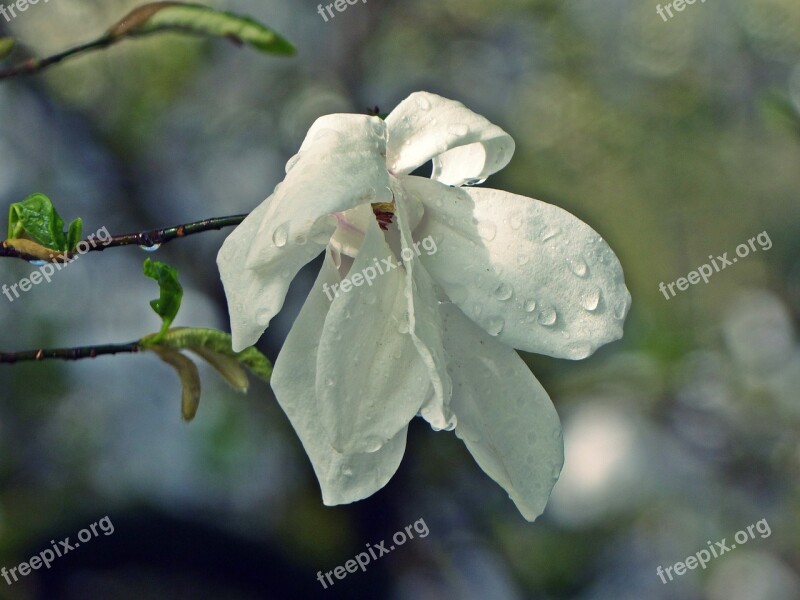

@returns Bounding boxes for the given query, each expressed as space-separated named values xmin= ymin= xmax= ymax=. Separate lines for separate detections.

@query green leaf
xmin=66 ymin=218 xmax=84 ymax=252
xmin=0 ymin=38 xmax=14 ymax=61
xmin=143 ymin=259 xmax=184 ymax=340
xmin=110 ymin=2 xmax=295 ymax=55
xmin=142 ymin=327 xmax=272 ymax=381
xmin=7 ymin=193 xmax=72 ymax=251
xmin=150 ymin=346 xmax=201 ymax=421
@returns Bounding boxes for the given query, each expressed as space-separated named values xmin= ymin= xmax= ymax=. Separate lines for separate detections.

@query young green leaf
xmin=7 ymin=193 xmax=71 ymax=251
xmin=66 ymin=218 xmax=84 ymax=253
xmin=150 ymin=346 xmax=201 ymax=421
xmin=190 ymin=346 xmax=249 ymax=392
xmin=143 ymin=259 xmax=184 ymax=340
xmin=110 ymin=2 xmax=295 ymax=55
xmin=142 ymin=327 xmax=272 ymax=381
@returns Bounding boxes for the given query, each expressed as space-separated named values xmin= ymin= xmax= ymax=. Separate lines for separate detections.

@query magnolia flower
xmin=217 ymin=91 xmax=631 ymax=521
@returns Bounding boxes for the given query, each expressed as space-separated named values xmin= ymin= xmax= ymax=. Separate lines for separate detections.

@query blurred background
xmin=0 ymin=0 xmax=799 ymax=598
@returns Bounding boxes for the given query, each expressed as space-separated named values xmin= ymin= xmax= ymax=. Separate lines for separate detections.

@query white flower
xmin=217 ymin=91 xmax=631 ymax=521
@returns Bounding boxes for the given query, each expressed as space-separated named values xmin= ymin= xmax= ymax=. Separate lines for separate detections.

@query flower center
xmin=371 ymin=202 xmax=395 ymax=231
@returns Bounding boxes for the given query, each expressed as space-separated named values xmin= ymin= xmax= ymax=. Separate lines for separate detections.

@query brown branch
xmin=0 ymin=341 xmax=141 ymax=364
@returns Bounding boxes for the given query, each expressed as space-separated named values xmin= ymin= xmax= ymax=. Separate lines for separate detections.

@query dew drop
xmin=294 ymin=234 xmax=308 ymax=246
xmin=285 ymin=153 xmax=301 ymax=173
xmin=463 ymin=177 xmax=486 ymax=186
xmin=28 ymin=259 xmax=48 ymax=266
xmin=364 ymin=437 xmax=383 ymax=453
xmin=509 ymin=213 xmax=524 ymax=230
xmin=397 ymin=321 xmax=410 ymax=335
xmin=324 ymin=375 xmax=336 ymax=387
xmin=524 ymin=299 xmax=537 ymax=313
xmin=517 ymin=254 xmax=530 ymax=266
xmin=581 ymin=287 xmax=601 ymax=312
xmin=272 ymin=222 xmax=290 ymax=248
xmin=342 ymin=467 xmax=353 ymax=477
xmin=416 ymin=95 xmax=432 ymax=110
xmin=541 ymin=227 xmax=560 ymax=242
xmin=567 ymin=257 xmax=588 ymax=277
xmin=477 ymin=222 xmax=497 ymax=241
xmin=256 ymin=309 xmax=272 ymax=326
xmin=567 ymin=342 xmax=592 ymax=359
xmin=139 ymin=243 xmax=161 ymax=252
xmin=537 ymin=306 xmax=557 ymax=326
xmin=472 ymin=303 xmax=483 ymax=317
xmin=434 ymin=197 xmax=444 ymax=208
xmin=493 ymin=283 xmax=513 ymax=301
xmin=485 ymin=317 xmax=505 ymax=336
xmin=448 ymin=124 xmax=469 ymax=137
xmin=613 ymin=298 xmax=628 ymax=320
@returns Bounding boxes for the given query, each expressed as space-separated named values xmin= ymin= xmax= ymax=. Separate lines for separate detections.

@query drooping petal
xmin=441 ymin=303 xmax=563 ymax=522
xmin=218 ymin=114 xmax=391 ymax=351
xmin=316 ymin=216 xmax=428 ymax=454
xmin=271 ymin=250 xmax=408 ymax=506
xmin=385 ymin=92 xmax=515 ymax=187
xmin=393 ymin=182 xmax=455 ymax=430
xmin=407 ymin=177 xmax=631 ymax=359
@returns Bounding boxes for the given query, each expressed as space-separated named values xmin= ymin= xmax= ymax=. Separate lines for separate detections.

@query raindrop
xmin=139 ymin=243 xmax=161 ymax=252
xmin=342 ymin=467 xmax=353 ymax=477
xmin=477 ymin=222 xmax=497 ymax=241
xmin=485 ymin=317 xmax=505 ymax=336
xmin=398 ymin=321 xmax=410 ymax=334
xmin=524 ymin=299 xmax=537 ymax=313
xmin=581 ymin=287 xmax=601 ymax=311
xmin=517 ymin=254 xmax=530 ymax=266
xmin=285 ymin=153 xmax=301 ymax=173
xmin=509 ymin=213 xmax=524 ymax=230
xmin=371 ymin=120 xmax=385 ymax=138
xmin=493 ymin=283 xmax=513 ymax=301
xmin=311 ymin=229 xmax=331 ymax=245
xmin=567 ymin=257 xmax=588 ymax=277
xmin=613 ymin=298 xmax=628 ymax=320
xmin=416 ymin=95 xmax=432 ymax=110
xmin=324 ymin=375 xmax=336 ymax=387
xmin=294 ymin=234 xmax=307 ymax=246
xmin=448 ymin=124 xmax=469 ymax=137
xmin=567 ymin=342 xmax=592 ymax=359
xmin=256 ymin=309 xmax=272 ymax=326
xmin=272 ymin=222 xmax=290 ymax=248
xmin=28 ymin=259 xmax=48 ymax=266
xmin=537 ymin=306 xmax=557 ymax=326
xmin=364 ymin=437 xmax=383 ymax=453
xmin=463 ymin=178 xmax=486 ymax=186
xmin=472 ymin=303 xmax=483 ymax=317
xmin=541 ymin=227 xmax=560 ymax=242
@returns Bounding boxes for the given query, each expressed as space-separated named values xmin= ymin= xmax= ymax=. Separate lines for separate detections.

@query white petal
xmin=218 ymin=114 xmax=391 ymax=351
xmin=441 ymin=303 xmax=563 ymax=522
xmin=385 ymin=91 xmax=515 ymax=186
xmin=316 ymin=216 xmax=428 ymax=454
xmin=271 ymin=250 xmax=408 ymax=506
xmin=393 ymin=183 xmax=455 ymax=430
xmin=406 ymin=177 xmax=631 ymax=359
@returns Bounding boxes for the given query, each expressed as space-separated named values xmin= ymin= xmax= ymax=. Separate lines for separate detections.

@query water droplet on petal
xmin=371 ymin=120 xmax=385 ymax=138
xmin=294 ymin=234 xmax=307 ymax=246
xmin=256 ymin=308 xmax=272 ymax=326
xmin=541 ymin=227 xmax=560 ymax=242
xmin=509 ymin=212 xmax=524 ymax=230
xmin=613 ymin=297 xmax=628 ymax=320
xmin=448 ymin=124 xmax=469 ymax=137
xmin=285 ymin=153 xmax=301 ymax=173
xmin=324 ymin=375 xmax=336 ymax=387
xmin=537 ymin=306 xmax=557 ymax=326
xmin=493 ymin=283 xmax=513 ymax=301
xmin=517 ymin=254 xmax=530 ymax=266
xmin=398 ymin=321 xmax=410 ymax=335
xmin=342 ymin=467 xmax=353 ymax=477
xmin=472 ymin=303 xmax=483 ymax=317
xmin=416 ymin=95 xmax=432 ymax=110
xmin=567 ymin=342 xmax=592 ymax=359
xmin=139 ymin=243 xmax=161 ymax=252
xmin=485 ymin=317 xmax=505 ymax=336
xmin=463 ymin=177 xmax=486 ymax=186
xmin=477 ymin=222 xmax=497 ymax=241
xmin=567 ymin=257 xmax=588 ymax=277
xmin=524 ymin=299 xmax=537 ymax=313
xmin=272 ymin=222 xmax=290 ymax=248
xmin=581 ymin=287 xmax=601 ymax=311
xmin=28 ymin=259 xmax=48 ymax=266
xmin=364 ymin=437 xmax=383 ymax=453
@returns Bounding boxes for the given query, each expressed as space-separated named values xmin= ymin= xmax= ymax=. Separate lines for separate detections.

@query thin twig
xmin=0 ymin=214 xmax=248 ymax=262
xmin=0 ymin=341 xmax=141 ymax=364
xmin=0 ymin=35 xmax=116 ymax=80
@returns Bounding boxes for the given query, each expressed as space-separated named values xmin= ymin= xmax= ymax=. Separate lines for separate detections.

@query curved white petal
xmin=441 ymin=303 xmax=563 ymax=522
xmin=271 ymin=250 xmax=408 ymax=506
xmin=218 ymin=114 xmax=391 ymax=351
xmin=316 ymin=216 xmax=428 ymax=454
xmin=407 ymin=177 xmax=631 ymax=359
xmin=393 ymin=182 xmax=455 ymax=430
xmin=385 ymin=92 xmax=515 ymax=187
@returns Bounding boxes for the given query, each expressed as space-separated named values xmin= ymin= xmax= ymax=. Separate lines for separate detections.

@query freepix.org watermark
xmin=658 ymin=230 xmax=772 ymax=300
xmin=656 ymin=518 xmax=770 ymax=584
xmin=2 ymin=226 xmax=111 ymax=303
xmin=322 ymin=235 xmax=437 ymax=302
xmin=1 ymin=516 xmax=114 ymax=586
xmin=316 ymin=517 xmax=429 ymax=589
xmin=656 ymin=0 xmax=706 ymax=22
xmin=0 ymin=0 xmax=50 ymax=24
xmin=316 ymin=0 xmax=366 ymax=22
